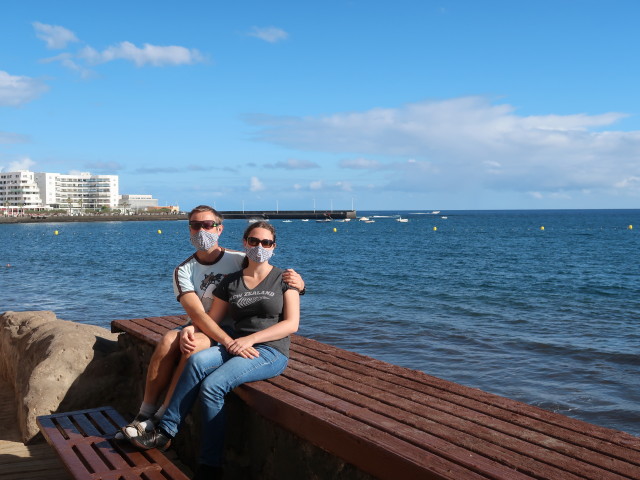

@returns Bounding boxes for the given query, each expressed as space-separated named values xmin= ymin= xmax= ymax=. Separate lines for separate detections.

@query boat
xmin=358 ymin=216 xmax=370 ymax=221
xmin=363 ymin=219 xmax=375 ymax=223
xmin=316 ymin=218 xmax=332 ymax=223
xmin=282 ymin=220 xmax=293 ymax=223
xmin=396 ymin=217 xmax=409 ymax=223
xmin=431 ymin=211 xmax=440 ymax=215
xmin=301 ymin=219 xmax=309 ymax=222
xmin=440 ymin=216 xmax=448 ymax=219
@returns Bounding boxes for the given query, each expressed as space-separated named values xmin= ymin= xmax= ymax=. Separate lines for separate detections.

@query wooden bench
xmin=112 ymin=315 xmax=640 ymax=480
xmin=36 ymin=406 xmax=189 ymax=480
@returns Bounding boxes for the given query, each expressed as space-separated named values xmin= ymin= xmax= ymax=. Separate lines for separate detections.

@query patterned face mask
xmin=245 ymin=244 xmax=274 ymax=263
xmin=190 ymin=230 xmax=219 ymax=251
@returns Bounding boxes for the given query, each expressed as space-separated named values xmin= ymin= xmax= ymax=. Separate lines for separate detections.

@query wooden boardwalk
xmin=0 ymin=378 xmax=71 ymax=480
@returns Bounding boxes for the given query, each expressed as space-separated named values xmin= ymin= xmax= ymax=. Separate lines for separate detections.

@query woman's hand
xmin=226 ymin=336 xmax=260 ymax=359
xmin=180 ymin=325 xmax=197 ymax=354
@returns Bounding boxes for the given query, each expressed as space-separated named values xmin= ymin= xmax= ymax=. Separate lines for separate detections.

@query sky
xmin=1 ymin=0 xmax=640 ymax=212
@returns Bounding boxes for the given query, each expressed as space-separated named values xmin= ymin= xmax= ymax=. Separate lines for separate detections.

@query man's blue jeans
xmin=158 ymin=344 xmax=288 ymax=467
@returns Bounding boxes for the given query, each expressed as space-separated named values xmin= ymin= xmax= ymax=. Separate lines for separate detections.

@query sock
xmin=139 ymin=402 xmax=156 ymax=419
xmin=154 ymin=405 xmax=167 ymax=420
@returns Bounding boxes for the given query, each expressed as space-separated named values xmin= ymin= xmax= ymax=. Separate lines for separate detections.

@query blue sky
xmin=1 ymin=1 xmax=640 ymax=211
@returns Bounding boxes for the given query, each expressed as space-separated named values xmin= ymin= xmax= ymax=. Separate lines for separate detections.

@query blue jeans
xmin=158 ymin=344 xmax=288 ymax=467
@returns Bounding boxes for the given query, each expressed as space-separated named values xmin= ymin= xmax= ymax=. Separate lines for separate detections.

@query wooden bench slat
xmin=291 ymin=338 xmax=640 ymax=459
xmin=286 ymin=350 xmax=640 ymax=479
xmin=237 ymin=379 xmax=496 ymax=480
xmin=37 ymin=407 xmax=189 ymax=480
xmin=280 ymin=364 xmax=634 ymax=480
xmin=267 ymin=374 xmax=544 ymax=480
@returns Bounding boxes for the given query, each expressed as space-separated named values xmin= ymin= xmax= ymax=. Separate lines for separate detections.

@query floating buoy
xmin=629 ymin=225 xmax=633 ymax=230
xmin=333 ymin=227 xmax=337 ymax=232
xmin=157 ymin=230 xmax=162 ymax=234
xmin=540 ymin=226 xmax=545 ymax=231
xmin=433 ymin=226 xmax=437 ymax=231
xmin=54 ymin=230 xmax=59 ymax=235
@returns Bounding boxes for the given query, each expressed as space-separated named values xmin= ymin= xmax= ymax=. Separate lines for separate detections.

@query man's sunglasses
xmin=189 ymin=220 xmax=220 ymax=230
xmin=246 ymin=236 xmax=275 ymax=248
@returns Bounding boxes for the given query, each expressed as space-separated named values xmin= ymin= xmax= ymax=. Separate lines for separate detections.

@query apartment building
xmin=0 ymin=170 xmax=43 ymax=210
xmin=0 ymin=170 xmax=119 ymax=212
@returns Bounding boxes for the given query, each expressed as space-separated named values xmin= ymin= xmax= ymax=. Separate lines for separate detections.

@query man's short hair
xmin=188 ymin=205 xmax=223 ymax=224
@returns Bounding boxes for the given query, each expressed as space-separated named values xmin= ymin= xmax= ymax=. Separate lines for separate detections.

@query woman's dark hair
xmin=243 ymin=221 xmax=276 ymax=243
xmin=188 ymin=205 xmax=223 ymax=224
xmin=242 ymin=221 xmax=276 ymax=267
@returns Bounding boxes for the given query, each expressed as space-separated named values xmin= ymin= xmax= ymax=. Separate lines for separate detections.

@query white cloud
xmin=250 ymin=176 xmax=265 ymax=192
xmin=267 ymin=158 xmax=319 ymax=169
xmin=340 ymin=157 xmax=382 ymax=169
xmin=0 ymin=71 xmax=49 ymax=106
xmin=78 ymin=42 xmax=205 ymax=67
xmin=614 ymin=176 xmax=640 ymax=191
xmin=0 ymin=157 xmax=36 ymax=172
xmin=247 ymin=26 xmax=289 ymax=43
xmin=33 ymin=22 xmax=79 ymax=49
xmin=249 ymin=96 xmax=640 ymax=196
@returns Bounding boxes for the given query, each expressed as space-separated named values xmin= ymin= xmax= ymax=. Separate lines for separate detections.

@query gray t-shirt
xmin=214 ymin=266 xmax=292 ymax=357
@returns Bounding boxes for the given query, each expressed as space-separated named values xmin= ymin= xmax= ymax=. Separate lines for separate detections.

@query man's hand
xmin=180 ymin=325 xmax=198 ymax=354
xmin=283 ymin=268 xmax=304 ymax=292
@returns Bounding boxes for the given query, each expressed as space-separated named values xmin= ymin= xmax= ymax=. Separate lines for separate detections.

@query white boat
xmin=282 ymin=220 xmax=293 ymax=223
xmin=363 ymin=219 xmax=375 ymax=223
xmin=431 ymin=211 xmax=440 ymax=214
xmin=301 ymin=219 xmax=309 ymax=222
xmin=396 ymin=217 xmax=409 ymax=223
xmin=358 ymin=216 xmax=370 ymax=221
xmin=440 ymin=216 xmax=448 ymax=219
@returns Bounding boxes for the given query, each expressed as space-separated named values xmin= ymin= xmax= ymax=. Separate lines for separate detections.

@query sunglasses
xmin=246 ymin=236 xmax=275 ymax=248
xmin=189 ymin=220 xmax=220 ymax=230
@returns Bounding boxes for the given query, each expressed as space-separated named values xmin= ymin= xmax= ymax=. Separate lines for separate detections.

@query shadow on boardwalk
xmin=0 ymin=378 xmax=71 ymax=480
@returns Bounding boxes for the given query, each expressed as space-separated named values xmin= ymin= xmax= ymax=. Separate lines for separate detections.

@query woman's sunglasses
xmin=246 ymin=236 xmax=275 ymax=248
xmin=189 ymin=220 xmax=220 ymax=230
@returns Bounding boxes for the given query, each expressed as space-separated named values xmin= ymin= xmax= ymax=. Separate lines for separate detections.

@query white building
xmin=119 ymin=194 xmax=159 ymax=211
xmin=35 ymin=172 xmax=119 ymax=210
xmin=0 ymin=170 xmax=119 ymax=212
xmin=0 ymin=170 xmax=43 ymax=211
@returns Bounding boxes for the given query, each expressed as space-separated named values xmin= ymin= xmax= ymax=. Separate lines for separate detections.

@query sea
xmin=1 ymin=209 xmax=639 ymax=437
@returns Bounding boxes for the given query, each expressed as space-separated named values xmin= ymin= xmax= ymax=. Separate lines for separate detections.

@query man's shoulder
xmin=174 ymin=254 xmax=197 ymax=271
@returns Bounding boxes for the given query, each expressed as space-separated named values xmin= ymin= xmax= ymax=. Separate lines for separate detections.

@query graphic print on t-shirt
xmin=232 ymin=291 xmax=275 ymax=308
xmin=200 ymin=272 xmax=226 ymax=297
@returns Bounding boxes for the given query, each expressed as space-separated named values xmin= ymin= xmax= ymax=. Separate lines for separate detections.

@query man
xmin=119 ymin=205 xmax=304 ymax=439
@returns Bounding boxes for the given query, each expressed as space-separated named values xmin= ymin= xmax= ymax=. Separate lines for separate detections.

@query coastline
xmin=0 ymin=209 xmax=357 ymax=224
xmin=0 ymin=213 xmax=187 ymax=224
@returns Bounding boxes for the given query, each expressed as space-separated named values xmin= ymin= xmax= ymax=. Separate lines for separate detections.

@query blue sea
xmin=1 ymin=209 xmax=639 ymax=437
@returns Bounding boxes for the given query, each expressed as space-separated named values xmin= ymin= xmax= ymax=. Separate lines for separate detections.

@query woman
xmin=130 ymin=221 xmax=300 ymax=480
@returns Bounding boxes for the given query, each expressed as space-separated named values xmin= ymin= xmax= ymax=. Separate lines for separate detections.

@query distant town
xmin=0 ymin=170 xmax=178 ymax=216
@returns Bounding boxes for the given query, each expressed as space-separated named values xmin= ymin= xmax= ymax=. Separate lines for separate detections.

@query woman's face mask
xmin=245 ymin=244 xmax=274 ymax=263
xmin=190 ymin=229 xmax=220 ymax=251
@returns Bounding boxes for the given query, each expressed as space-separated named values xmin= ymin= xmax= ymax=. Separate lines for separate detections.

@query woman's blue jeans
xmin=158 ymin=344 xmax=288 ymax=467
